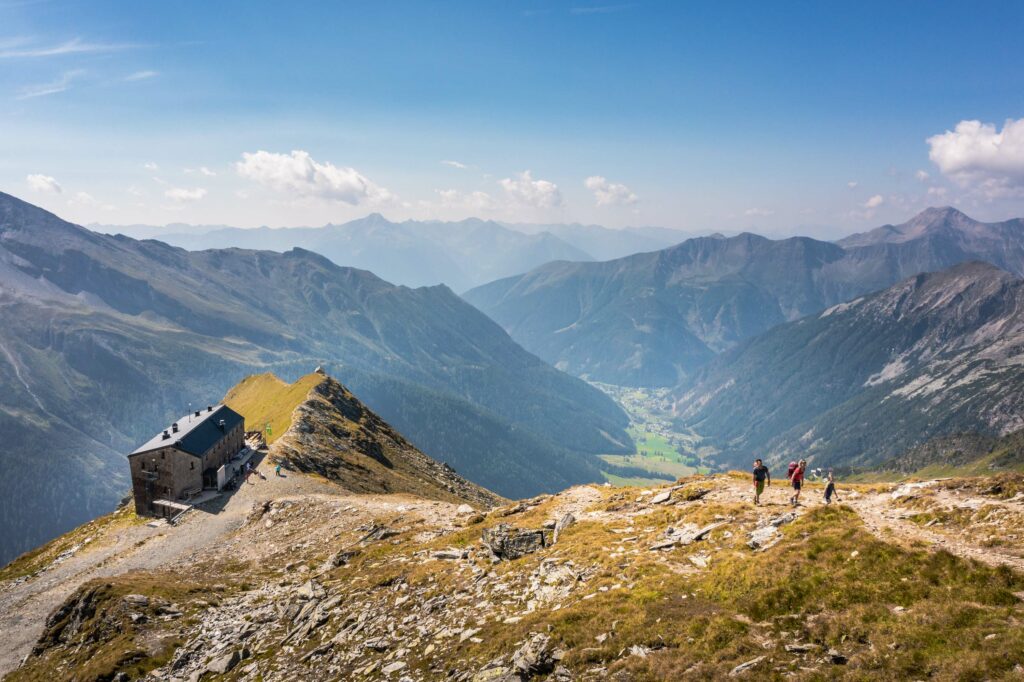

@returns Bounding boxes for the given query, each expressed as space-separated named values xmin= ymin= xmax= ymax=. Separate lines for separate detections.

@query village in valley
xmin=591 ymin=382 xmax=714 ymax=486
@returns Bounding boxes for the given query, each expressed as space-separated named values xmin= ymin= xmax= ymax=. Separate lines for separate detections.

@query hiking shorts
xmin=755 ymin=480 xmax=766 ymax=496
xmin=792 ymin=480 xmax=802 ymax=491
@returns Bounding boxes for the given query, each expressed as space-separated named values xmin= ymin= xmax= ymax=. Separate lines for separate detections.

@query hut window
xmin=190 ymin=462 xmax=194 ymax=470
xmin=161 ymin=452 xmax=165 ymax=459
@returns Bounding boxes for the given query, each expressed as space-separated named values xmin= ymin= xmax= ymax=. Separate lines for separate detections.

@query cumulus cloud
xmin=584 ymin=175 xmax=638 ymax=206
xmin=915 ymin=169 xmax=930 ymax=182
xmin=236 ymin=150 xmax=393 ymax=205
xmin=164 ymin=187 xmax=207 ymax=202
xmin=436 ymin=189 xmax=496 ymax=211
xmin=500 ymin=170 xmax=562 ymax=208
xmin=744 ymin=207 xmax=774 ymax=217
xmin=864 ymin=194 xmax=884 ymax=209
xmin=927 ymin=118 xmax=1024 ymax=198
xmin=441 ymin=160 xmax=468 ymax=169
xmin=847 ymin=181 xmax=858 ymax=189
xmin=26 ymin=174 xmax=62 ymax=194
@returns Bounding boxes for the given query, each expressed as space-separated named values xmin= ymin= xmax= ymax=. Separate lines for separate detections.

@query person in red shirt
xmin=789 ymin=459 xmax=807 ymax=506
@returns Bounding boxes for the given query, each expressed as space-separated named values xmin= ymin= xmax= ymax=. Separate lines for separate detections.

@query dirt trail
xmin=702 ymin=475 xmax=1024 ymax=573
xmin=0 ymin=455 xmax=447 ymax=678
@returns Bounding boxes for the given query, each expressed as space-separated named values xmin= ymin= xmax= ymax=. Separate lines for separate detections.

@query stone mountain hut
xmin=127 ymin=404 xmax=245 ymax=517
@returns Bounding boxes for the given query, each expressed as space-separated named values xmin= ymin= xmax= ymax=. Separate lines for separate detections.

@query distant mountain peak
xmin=838 ymin=206 xmax=983 ymax=247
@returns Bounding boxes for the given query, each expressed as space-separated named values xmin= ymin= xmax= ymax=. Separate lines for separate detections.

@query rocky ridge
xmin=7 ymin=470 xmax=1024 ymax=681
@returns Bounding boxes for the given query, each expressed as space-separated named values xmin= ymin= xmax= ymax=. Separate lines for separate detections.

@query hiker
xmin=275 ymin=462 xmax=282 ymax=477
xmin=752 ymin=458 xmax=770 ymax=505
xmin=790 ymin=459 xmax=807 ymax=506
xmin=824 ymin=470 xmax=840 ymax=505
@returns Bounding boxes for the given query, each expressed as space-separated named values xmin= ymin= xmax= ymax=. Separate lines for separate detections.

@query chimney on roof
xmin=172 ymin=422 xmax=179 ymax=433
xmin=207 ymin=405 xmax=213 ymax=412
xmin=161 ymin=430 xmax=170 ymax=440
xmin=194 ymin=410 xmax=200 ymax=417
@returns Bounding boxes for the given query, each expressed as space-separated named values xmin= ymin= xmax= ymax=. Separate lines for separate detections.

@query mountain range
xmin=673 ymin=261 xmax=1024 ymax=469
xmin=91 ymin=216 xmax=695 ymax=293
xmin=0 ymin=192 xmax=630 ymax=564
xmin=464 ymin=207 xmax=1024 ymax=386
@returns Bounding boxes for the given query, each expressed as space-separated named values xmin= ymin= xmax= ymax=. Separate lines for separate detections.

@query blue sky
xmin=2 ymin=1 xmax=1023 ymax=236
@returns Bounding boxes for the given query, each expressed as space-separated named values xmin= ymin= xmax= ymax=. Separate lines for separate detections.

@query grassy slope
xmin=223 ymin=372 xmax=324 ymax=444
xmin=12 ymin=474 xmax=1024 ymax=681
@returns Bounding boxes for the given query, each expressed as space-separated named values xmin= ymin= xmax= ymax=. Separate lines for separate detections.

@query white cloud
xmin=441 ymin=160 xmax=468 ymax=169
xmin=436 ymin=189 xmax=496 ymax=211
xmin=498 ymin=170 xmax=562 ymax=209
xmin=927 ymin=118 xmax=1024 ymax=198
xmin=584 ymin=175 xmax=638 ymax=206
xmin=26 ymin=173 xmax=62 ymax=194
xmin=185 ymin=166 xmax=217 ymax=177
xmin=927 ymin=186 xmax=949 ymax=199
xmin=164 ymin=187 xmax=207 ymax=202
xmin=847 ymin=181 xmax=858 ymax=189
xmin=0 ymin=38 xmax=138 ymax=59
xmin=864 ymin=194 xmax=884 ymax=209
xmin=16 ymin=69 xmax=83 ymax=99
xmin=124 ymin=70 xmax=158 ymax=81
xmin=914 ymin=169 xmax=930 ymax=182
xmin=143 ymin=162 xmax=159 ymax=172
xmin=236 ymin=150 xmax=393 ymax=205
xmin=70 ymin=191 xmax=115 ymax=211
xmin=744 ymin=207 xmax=774 ymax=217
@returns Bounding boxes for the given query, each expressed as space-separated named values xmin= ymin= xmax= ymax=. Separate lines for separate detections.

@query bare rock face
xmin=512 ymin=633 xmax=564 ymax=678
xmin=482 ymin=524 xmax=549 ymax=561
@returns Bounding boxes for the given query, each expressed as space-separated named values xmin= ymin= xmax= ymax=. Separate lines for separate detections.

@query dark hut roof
xmin=129 ymin=404 xmax=244 ymax=457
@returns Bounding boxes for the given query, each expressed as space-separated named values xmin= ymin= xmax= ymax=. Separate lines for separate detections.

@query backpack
xmin=787 ymin=461 xmax=798 ymax=479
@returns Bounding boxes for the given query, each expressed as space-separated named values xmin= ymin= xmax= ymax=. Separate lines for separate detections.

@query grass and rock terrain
xmin=6 ymin=450 xmax=1024 ymax=679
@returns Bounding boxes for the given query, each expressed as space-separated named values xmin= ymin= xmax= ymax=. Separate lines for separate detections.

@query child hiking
xmin=752 ymin=458 xmax=770 ymax=505
xmin=789 ymin=459 xmax=806 ymax=506
xmin=824 ymin=470 xmax=840 ymax=505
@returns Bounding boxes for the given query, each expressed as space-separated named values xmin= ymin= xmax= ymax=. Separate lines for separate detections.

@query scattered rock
xmin=729 ymin=655 xmax=766 ymax=676
xmin=432 ymin=548 xmax=469 ymax=560
xmin=747 ymin=525 xmax=778 ymax=550
xmin=651 ymin=491 xmax=672 ymax=505
xmin=512 ymin=633 xmax=562 ymax=677
xmin=826 ymin=648 xmax=848 ymax=664
xmin=207 ymin=649 xmax=240 ymax=675
xmin=553 ymin=513 xmax=575 ymax=543
xmin=456 ymin=504 xmax=476 ymax=515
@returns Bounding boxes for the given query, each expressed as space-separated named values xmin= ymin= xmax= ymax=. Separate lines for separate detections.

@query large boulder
xmin=482 ymin=523 xmax=549 ymax=560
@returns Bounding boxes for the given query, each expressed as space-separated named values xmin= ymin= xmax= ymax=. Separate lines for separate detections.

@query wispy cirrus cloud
xmin=570 ymin=3 xmax=635 ymax=15
xmin=0 ymin=37 xmax=140 ymax=59
xmin=124 ymin=70 xmax=158 ymax=82
xmin=15 ymin=69 xmax=83 ymax=99
xmin=440 ymin=159 xmax=468 ymax=169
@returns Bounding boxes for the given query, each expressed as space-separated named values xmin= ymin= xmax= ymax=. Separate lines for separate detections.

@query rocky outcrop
xmin=271 ymin=376 xmax=503 ymax=509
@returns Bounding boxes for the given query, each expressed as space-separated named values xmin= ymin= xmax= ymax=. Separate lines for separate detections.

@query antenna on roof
xmin=188 ymin=402 xmax=192 ymax=422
